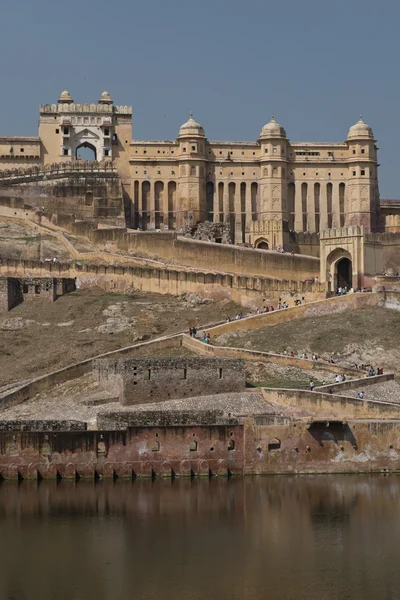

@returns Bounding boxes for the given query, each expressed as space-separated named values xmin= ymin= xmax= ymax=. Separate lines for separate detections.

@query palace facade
xmin=0 ymin=90 xmax=386 ymax=243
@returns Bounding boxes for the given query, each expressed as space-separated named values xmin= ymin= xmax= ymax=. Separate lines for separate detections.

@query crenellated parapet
xmin=0 ymin=160 xmax=117 ymax=184
xmin=40 ymin=104 xmax=132 ymax=115
xmin=320 ymin=226 xmax=364 ymax=239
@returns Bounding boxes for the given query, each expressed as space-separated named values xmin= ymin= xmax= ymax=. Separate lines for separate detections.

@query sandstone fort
xmin=1 ymin=90 xmax=400 ymax=479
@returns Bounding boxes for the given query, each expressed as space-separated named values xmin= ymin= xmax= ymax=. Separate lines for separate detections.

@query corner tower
xmin=346 ymin=116 xmax=379 ymax=232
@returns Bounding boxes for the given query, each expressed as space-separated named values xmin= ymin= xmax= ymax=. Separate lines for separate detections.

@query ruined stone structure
xmin=0 ymin=276 xmax=75 ymax=311
xmin=93 ymin=357 xmax=245 ymax=405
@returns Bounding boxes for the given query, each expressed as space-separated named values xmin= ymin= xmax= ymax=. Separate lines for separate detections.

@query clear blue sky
xmin=1 ymin=0 xmax=399 ymax=197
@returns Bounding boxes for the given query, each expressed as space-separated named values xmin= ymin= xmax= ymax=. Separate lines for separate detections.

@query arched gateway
xmin=319 ymin=227 xmax=383 ymax=292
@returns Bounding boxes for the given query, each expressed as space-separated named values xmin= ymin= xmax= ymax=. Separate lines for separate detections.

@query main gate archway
xmin=76 ymin=142 xmax=97 ymax=161
xmin=325 ymin=247 xmax=353 ymax=292
xmin=336 ymin=257 xmax=352 ymax=289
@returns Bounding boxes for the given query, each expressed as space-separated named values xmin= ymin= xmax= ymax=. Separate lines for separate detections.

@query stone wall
xmin=0 ymin=162 xmax=125 ymax=226
xmin=2 ymin=417 xmax=400 ymax=479
xmin=97 ymin=409 xmax=239 ymax=430
xmin=260 ymin=388 xmax=400 ymax=419
xmin=0 ymin=276 xmax=76 ymax=311
xmin=205 ymin=291 xmax=380 ymax=337
xmin=119 ymin=232 xmax=321 ymax=281
xmin=0 ymin=258 xmax=327 ymax=309
xmin=0 ymin=335 xmax=183 ymax=409
xmin=182 ymin=335 xmax=361 ymax=377
xmin=0 ymin=420 xmax=86 ymax=431
xmin=93 ymin=357 xmax=245 ymax=405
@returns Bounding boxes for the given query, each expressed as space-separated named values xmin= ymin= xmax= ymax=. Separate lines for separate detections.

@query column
xmin=149 ymin=181 xmax=156 ymax=229
xmin=332 ymin=182 xmax=340 ymax=228
xmin=163 ymin=182 xmax=169 ymax=228
xmin=234 ymin=183 xmax=242 ymax=243
xmin=294 ymin=183 xmax=303 ymax=232
xmin=245 ymin=182 xmax=252 ymax=231
xmin=307 ymin=185 xmax=315 ymax=233
xmin=223 ymin=182 xmax=229 ymax=223
xmin=213 ymin=181 xmax=219 ymax=222
xmin=319 ymin=182 xmax=328 ymax=231
xmin=138 ymin=181 xmax=143 ymax=230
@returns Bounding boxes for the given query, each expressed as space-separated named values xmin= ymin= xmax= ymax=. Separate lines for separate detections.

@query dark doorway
xmin=257 ymin=241 xmax=269 ymax=250
xmin=337 ymin=258 xmax=352 ymax=288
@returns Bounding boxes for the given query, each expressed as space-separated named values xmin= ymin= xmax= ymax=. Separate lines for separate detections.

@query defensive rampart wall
xmin=204 ymin=291 xmax=381 ymax=336
xmin=118 ymin=232 xmax=321 ymax=281
xmin=0 ymin=258 xmax=327 ymax=307
xmin=261 ymin=387 xmax=400 ymax=419
xmin=2 ymin=417 xmax=400 ymax=479
xmin=182 ymin=335 xmax=361 ymax=377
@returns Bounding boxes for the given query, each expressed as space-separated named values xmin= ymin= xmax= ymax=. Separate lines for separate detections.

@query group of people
xmin=189 ymin=327 xmax=211 ymax=344
xmin=282 ymin=350 xmax=319 ymax=361
xmin=354 ymin=364 xmax=384 ymax=376
xmin=222 ymin=297 xmax=307 ymax=323
xmin=201 ymin=331 xmax=211 ymax=344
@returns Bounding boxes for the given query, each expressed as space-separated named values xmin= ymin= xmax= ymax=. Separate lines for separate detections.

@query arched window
xmin=268 ymin=438 xmax=281 ymax=452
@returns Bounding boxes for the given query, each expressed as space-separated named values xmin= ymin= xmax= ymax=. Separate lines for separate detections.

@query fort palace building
xmin=1 ymin=90 xmax=400 ymax=290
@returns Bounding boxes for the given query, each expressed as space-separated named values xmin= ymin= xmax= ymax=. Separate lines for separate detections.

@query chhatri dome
xmin=58 ymin=90 xmax=73 ymax=104
xmin=178 ymin=113 xmax=205 ymax=137
xmin=347 ymin=115 xmax=374 ymax=140
xmin=259 ymin=115 xmax=286 ymax=139
xmin=99 ymin=90 xmax=113 ymax=104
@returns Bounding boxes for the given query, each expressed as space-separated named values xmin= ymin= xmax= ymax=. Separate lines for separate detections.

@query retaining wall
xmin=261 ymin=388 xmax=400 ymax=419
xmin=182 ymin=335 xmax=361 ymax=377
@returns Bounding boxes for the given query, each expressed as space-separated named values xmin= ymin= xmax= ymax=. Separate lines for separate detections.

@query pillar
xmin=332 ymin=182 xmax=340 ymax=228
xmin=245 ymin=183 xmax=252 ymax=230
xmin=307 ymin=185 xmax=315 ymax=233
xmin=319 ymin=182 xmax=328 ymax=231
xmin=213 ymin=180 xmax=219 ymax=222
xmin=234 ymin=182 xmax=242 ymax=243
xmin=294 ymin=183 xmax=303 ymax=232
xmin=223 ymin=182 xmax=229 ymax=223
xmin=138 ymin=182 xmax=143 ymax=230
xmin=149 ymin=181 xmax=156 ymax=230
xmin=163 ymin=181 xmax=169 ymax=228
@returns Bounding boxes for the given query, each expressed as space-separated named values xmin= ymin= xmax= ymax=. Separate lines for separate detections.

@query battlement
xmin=320 ymin=226 xmax=364 ymax=239
xmin=0 ymin=160 xmax=117 ymax=184
xmin=40 ymin=104 xmax=132 ymax=115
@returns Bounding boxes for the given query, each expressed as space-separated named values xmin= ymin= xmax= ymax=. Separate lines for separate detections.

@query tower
xmin=258 ymin=116 xmax=288 ymax=226
xmin=345 ymin=116 xmax=379 ymax=232
xmin=176 ymin=115 xmax=207 ymax=231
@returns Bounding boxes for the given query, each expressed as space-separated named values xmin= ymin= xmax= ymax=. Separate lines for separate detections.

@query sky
xmin=1 ymin=0 xmax=399 ymax=197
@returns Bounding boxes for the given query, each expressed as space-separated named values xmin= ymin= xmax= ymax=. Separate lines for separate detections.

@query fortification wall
xmin=119 ymin=232 xmax=321 ymax=281
xmin=94 ymin=357 xmax=245 ymax=405
xmin=204 ymin=292 xmax=380 ymax=337
xmin=0 ymin=162 xmax=124 ymax=226
xmin=0 ymin=335 xmax=183 ymax=410
xmin=182 ymin=335 xmax=361 ymax=377
xmin=2 ymin=417 xmax=400 ymax=478
xmin=0 ymin=258 xmax=327 ymax=308
xmin=261 ymin=388 xmax=400 ymax=419
xmin=317 ymin=373 xmax=393 ymax=393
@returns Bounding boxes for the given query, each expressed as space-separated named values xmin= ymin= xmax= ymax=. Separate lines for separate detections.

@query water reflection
xmin=0 ymin=476 xmax=399 ymax=599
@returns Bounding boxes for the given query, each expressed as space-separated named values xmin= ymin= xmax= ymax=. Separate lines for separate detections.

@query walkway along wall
xmin=182 ymin=335 xmax=361 ymax=377
xmin=204 ymin=291 xmax=382 ymax=337
xmin=0 ymin=258 xmax=327 ymax=308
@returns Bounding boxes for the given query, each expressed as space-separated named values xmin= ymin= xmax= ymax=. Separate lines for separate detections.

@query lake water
xmin=0 ymin=475 xmax=399 ymax=600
